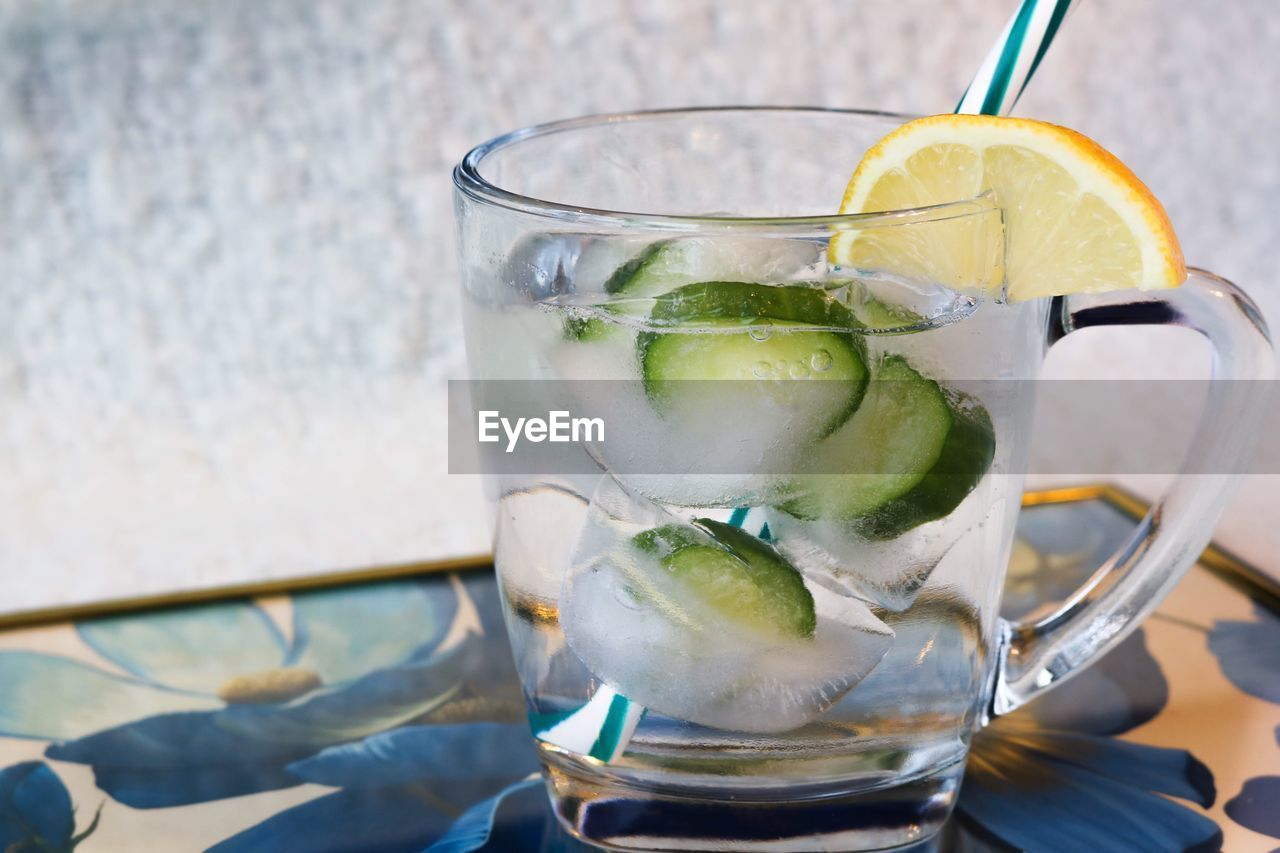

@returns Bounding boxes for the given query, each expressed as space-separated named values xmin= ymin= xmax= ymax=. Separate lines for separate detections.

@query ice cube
xmin=613 ymin=473 xmax=789 ymax=509
xmin=559 ymin=477 xmax=894 ymax=734
xmin=545 ymin=338 xmax=800 ymax=507
xmin=493 ymin=482 xmax=590 ymax=604
xmin=833 ymin=590 xmax=983 ymax=722
xmin=545 ymin=331 xmax=640 ymax=382
xmin=652 ymin=237 xmax=822 ymax=286
xmin=500 ymin=233 xmax=590 ymax=301
xmin=492 ymin=480 xmax=604 ymax=695
xmin=763 ymin=485 xmax=996 ymax=612
xmin=763 ymin=510 xmax=949 ymax=612
xmin=598 ymin=378 xmax=835 ymax=507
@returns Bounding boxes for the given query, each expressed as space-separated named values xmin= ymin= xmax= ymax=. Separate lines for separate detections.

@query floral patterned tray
xmin=0 ymin=486 xmax=1276 ymax=852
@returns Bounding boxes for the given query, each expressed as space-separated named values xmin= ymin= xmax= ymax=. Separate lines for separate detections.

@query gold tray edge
xmin=1028 ymin=483 xmax=1280 ymax=614
xmin=0 ymin=553 xmax=494 ymax=632
xmin=1 ymin=483 xmax=1274 ymax=631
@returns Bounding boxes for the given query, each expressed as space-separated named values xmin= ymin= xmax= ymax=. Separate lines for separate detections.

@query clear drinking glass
xmin=452 ymin=108 xmax=1272 ymax=851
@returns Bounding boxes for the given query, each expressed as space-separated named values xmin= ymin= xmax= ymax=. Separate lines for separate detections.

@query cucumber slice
xmin=638 ymin=281 xmax=869 ymax=438
xmin=561 ymin=476 xmax=894 ymax=732
xmin=604 ymin=240 xmax=672 ymax=294
xmin=616 ymin=238 xmax=819 ymax=296
xmin=564 ymin=242 xmax=672 ymax=341
xmin=632 ymin=522 xmax=704 ymax=556
xmin=562 ymin=312 xmax=613 ymax=341
xmin=565 ymin=238 xmax=819 ymax=341
xmin=634 ymin=518 xmax=816 ymax=639
xmin=780 ymin=356 xmax=995 ymax=539
xmin=849 ymin=297 xmax=922 ymax=331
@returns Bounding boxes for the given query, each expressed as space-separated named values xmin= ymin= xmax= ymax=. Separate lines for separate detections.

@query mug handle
xmin=989 ymin=267 xmax=1274 ymax=717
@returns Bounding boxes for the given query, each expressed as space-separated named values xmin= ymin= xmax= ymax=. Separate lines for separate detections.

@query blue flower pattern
xmin=1209 ymin=605 xmax=1280 ymax=843
xmin=955 ymin=630 xmax=1221 ymax=853
xmin=0 ymin=761 xmax=99 ymax=851
xmin=0 ymin=577 xmax=488 ymax=809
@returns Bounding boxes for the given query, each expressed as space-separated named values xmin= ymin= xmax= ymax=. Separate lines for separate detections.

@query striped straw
xmin=539 ymin=0 xmax=1080 ymax=765
xmin=535 ymin=683 xmax=644 ymax=762
xmin=956 ymin=0 xmax=1077 ymax=116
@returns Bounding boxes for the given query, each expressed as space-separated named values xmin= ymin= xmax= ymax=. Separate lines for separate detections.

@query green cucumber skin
xmin=692 ymin=518 xmax=790 ymax=571
xmin=779 ymin=357 xmax=995 ymax=539
xmin=850 ymin=400 xmax=995 ymax=540
xmin=563 ymin=242 xmax=673 ymax=341
xmin=630 ymin=518 xmax=816 ymax=639
xmin=692 ymin=518 xmax=815 ymax=639
xmin=636 ymin=282 xmax=869 ymax=437
xmin=604 ymin=240 xmax=671 ymax=294
xmin=633 ymin=523 xmax=704 ymax=557
xmin=563 ymin=314 xmax=607 ymax=341
xmin=643 ymin=280 xmax=859 ymax=329
xmin=849 ymin=297 xmax=923 ymax=332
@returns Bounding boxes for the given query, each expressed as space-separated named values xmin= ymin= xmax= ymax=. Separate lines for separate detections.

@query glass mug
xmin=452 ymin=108 xmax=1272 ymax=851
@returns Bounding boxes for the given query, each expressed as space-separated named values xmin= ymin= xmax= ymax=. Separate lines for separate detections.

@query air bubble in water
xmin=752 ymin=361 xmax=773 ymax=379
xmin=789 ymin=361 xmax=811 ymax=379
xmin=810 ymin=350 xmax=834 ymax=372
xmin=748 ymin=322 xmax=773 ymax=342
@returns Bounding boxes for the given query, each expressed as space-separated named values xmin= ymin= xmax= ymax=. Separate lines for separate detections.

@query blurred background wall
xmin=1 ymin=0 xmax=1276 ymax=612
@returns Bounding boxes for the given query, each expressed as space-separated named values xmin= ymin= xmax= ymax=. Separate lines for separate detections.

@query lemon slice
xmin=834 ymin=114 xmax=1185 ymax=301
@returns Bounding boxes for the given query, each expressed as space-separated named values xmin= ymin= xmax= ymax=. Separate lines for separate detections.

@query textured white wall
xmin=1 ymin=0 xmax=1276 ymax=612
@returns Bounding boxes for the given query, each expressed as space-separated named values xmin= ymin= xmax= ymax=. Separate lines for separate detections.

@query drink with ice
xmin=465 ymin=218 xmax=1039 ymax=843
xmin=454 ymin=107 xmax=1266 ymax=851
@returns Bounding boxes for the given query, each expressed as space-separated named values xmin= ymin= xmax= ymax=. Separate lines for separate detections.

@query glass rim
xmin=452 ymin=106 xmax=998 ymax=234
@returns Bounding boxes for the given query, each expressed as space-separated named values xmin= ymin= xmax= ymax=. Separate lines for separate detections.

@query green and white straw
xmin=537 ymin=0 xmax=1078 ymax=764
xmin=956 ymin=0 xmax=1077 ymax=117
xmin=536 ymin=683 xmax=644 ymax=763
